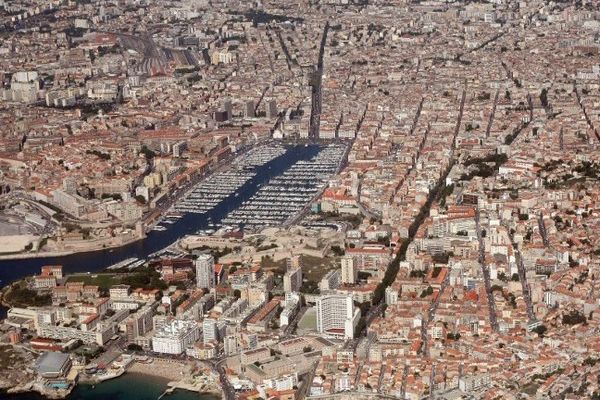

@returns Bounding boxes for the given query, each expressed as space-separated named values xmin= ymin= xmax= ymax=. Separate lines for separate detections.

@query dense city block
xmin=1 ymin=0 xmax=600 ymax=399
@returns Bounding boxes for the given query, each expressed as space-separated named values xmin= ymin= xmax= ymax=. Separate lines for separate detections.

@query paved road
xmin=485 ymin=89 xmax=499 ymax=138
xmin=429 ymin=362 xmax=436 ymax=400
xmin=308 ymin=22 xmax=329 ymax=140
xmin=420 ymin=271 xmax=450 ymax=357
xmin=574 ymin=86 xmax=600 ymax=143
xmin=506 ymin=224 xmax=536 ymax=324
xmin=476 ymin=205 xmax=499 ymax=332
xmin=348 ymin=302 xmax=385 ymax=351
xmin=298 ymin=359 xmax=319 ymax=400
xmin=400 ymin=364 xmax=409 ymax=398
xmin=204 ymin=357 xmax=236 ymax=400
xmin=283 ymin=306 xmax=308 ymax=336
xmin=538 ymin=212 xmax=550 ymax=247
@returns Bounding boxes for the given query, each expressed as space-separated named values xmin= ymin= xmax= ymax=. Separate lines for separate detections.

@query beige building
xmin=341 ymin=255 xmax=357 ymax=285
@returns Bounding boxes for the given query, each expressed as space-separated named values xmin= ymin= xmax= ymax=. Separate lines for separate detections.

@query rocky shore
xmin=0 ymin=345 xmax=39 ymax=396
xmin=5 ymin=380 xmax=73 ymax=399
xmin=0 ymin=235 xmax=144 ymax=261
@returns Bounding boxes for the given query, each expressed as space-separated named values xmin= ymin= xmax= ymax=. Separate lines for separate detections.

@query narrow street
xmin=308 ymin=22 xmax=329 ymax=140
xmin=538 ymin=212 xmax=550 ymax=248
xmin=508 ymin=229 xmax=537 ymax=324
xmin=420 ymin=271 xmax=451 ymax=357
xmin=574 ymin=86 xmax=600 ymax=143
xmin=204 ymin=358 xmax=236 ymax=400
xmin=485 ymin=89 xmax=499 ymax=138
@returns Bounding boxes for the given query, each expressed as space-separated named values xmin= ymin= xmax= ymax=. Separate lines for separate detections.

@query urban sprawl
xmin=1 ymin=0 xmax=600 ymax=399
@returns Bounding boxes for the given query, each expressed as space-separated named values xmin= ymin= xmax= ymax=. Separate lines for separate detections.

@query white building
xmin=224 ymin=334 xmax=240 ymax=356
xmin=385 ymin=287 xmax=399 ymax=305
xmin=341 ymin=255 xmax=357 ymax=285
xmin=36 ymin=307 xmax=127 ymax=346
xmin=316 ymin=294 xmax=360 ymax=339
xmin=264 ymin=373 xmax=298 ymax=391
xmin=109 ymin=285 xmax=131 ymax=299
xmin=152 ymin=320 xmax=200 ymax=354
xmin=196 ymin=254 xmax=215 ymax=289
xmin=202 ymin=318 xmax=218 ymax=344
xmin=105 ymin=200 xmax=143 ymax=222
xmin=280 ymin=292 xmax=301 ymax=327
xmin=51 ymin=189 xmax=88 ymax=218
xmin=336 ymin=374 xmax=353 ymax=392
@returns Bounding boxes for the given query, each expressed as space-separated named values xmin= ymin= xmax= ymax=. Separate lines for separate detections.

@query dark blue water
xmin=0 ymin=145 xmax=320 ymax=288
xmin=1 ymin=372 xmax=220 ymax=400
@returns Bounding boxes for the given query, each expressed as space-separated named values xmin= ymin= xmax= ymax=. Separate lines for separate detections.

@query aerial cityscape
xmin=0 ymin=0 xmax=600 ymax=399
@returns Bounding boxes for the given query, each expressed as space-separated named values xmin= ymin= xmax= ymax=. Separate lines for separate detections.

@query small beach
xmin=127 ymin=359 xmax=192 ymax=381
xmin=127 ymin=359 xmax=222 ymax=397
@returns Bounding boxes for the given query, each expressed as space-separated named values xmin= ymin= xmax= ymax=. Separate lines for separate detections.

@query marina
xmin=0 ymin=144 xmax=328 ymax=285
xmin=169 ymin=142 xmax=348 ymax=233
xmin=171 ymin=144 xmax=287 ymax=215
xmin=221 ymin=143 xmax=348 ymax=231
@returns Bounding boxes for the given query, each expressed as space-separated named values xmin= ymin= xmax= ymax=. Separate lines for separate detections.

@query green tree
xmin=540 ymin=88 xmax=549 ymax=108
xmin=331 ymin=245 xmax=345 ymax=256
xmin=490 ymin=284 xmax=503 ymax=292
xmin=562 ymin=310 xmax=587 ymax=326
xmin=532 ymin=324 xmax=547 ymax=337
xmin=140 ymin=145 xmax=156 ymax=160
xmin=127 ymin=343 xmax=143 ymax=352
xmin=420 ymin=286 xmax=433 ymax=298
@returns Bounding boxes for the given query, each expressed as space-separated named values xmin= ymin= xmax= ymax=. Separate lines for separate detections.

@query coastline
xmin=0 ymin=236 xmax=144 ymax=261
xmin=3 ymin=379 xmax=73 ymax=400
xmin=0 ymin=250 xmax=76 ymax=261
xmin=0 ymin=370 xmax=221 ymax=400
xmin=127 ymin=359 xmax=192 ymax=381
xmin=126 ymin=360 xmax=223 ymax=398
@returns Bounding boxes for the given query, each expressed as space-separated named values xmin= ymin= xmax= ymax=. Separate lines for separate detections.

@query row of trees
xmin=373 ymin=160 xmax=457 ymax=304
xmin=562 ymin=310 xmax=587 ymax=326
